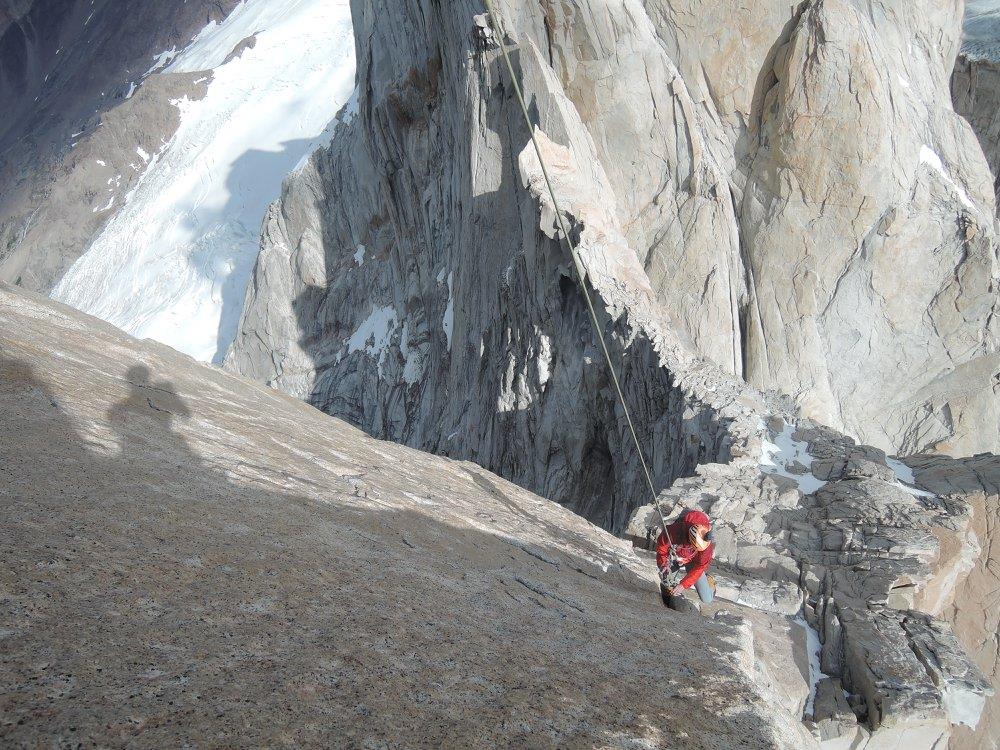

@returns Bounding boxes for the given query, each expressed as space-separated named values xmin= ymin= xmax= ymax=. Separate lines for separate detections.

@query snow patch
xmin=537 ymin=333 xmax=552 ymax=387
xmin=93 ymin=196 xmax=115 ymax=213
xmin=353 ymin=244 xmax=365 ymax=266
xmin=885 ymin=455 xmax=915 ymax=484
xmin=400 ymin=322 xmax=424 ymax=385
xmin=52 ymin=0 xmax=356 ymax=364
xmin=125 ymin=81 xmax=137 ymax=99
xmin=136 ymin=146 xmax=150 ymax=162
xmin=794 ymin=617 xmax=832 ymax=719
xmin=897 ymin=74 xmax=911 ymax=89
xmin=943 ymin=679 xmax=989 ymax=728
xmin=919 ymin=145 xmax=977 ymax=212
xmin=339 ymin=87 xmax=359 ymax=124
xmin=759 ymin=421 xmax=827 ymax=494
xmin=95 ymin=159 xmax=106 ymax=167
xmin=347 ymin=305 xmax=397 ymax=376
xmin=886 ymin=456 xmax=935 ymax=497
xmin=145 ymin=46 xmax=177 ymax=76
xmin=442 ymin=272 xmax=454 ymax=349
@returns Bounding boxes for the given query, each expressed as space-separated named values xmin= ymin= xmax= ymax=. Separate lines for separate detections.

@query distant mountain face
xmin=0 ymin=0 xmax=356 ymax=363
xmin=0 ymin=0 xmax=241 ymax=291
xmin=48 ymin=1 xmax=356 ymax=364
xmin=955 ymin=0 xmax=1000 ymax=204
xmin=963 ymin=0 xmax=1000 ymax=60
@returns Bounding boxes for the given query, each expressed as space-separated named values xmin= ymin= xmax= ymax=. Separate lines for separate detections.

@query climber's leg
xmin=693 ymin=572 xmax=715 ymax=603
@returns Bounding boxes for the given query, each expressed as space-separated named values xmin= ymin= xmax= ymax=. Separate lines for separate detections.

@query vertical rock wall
xmin=227 ymin=0 xmax=772 ymax=530
xmin=227 ymin=0 xmax=999 ymax=537
xmin=738 ymin=0 xmax=999 ymax=455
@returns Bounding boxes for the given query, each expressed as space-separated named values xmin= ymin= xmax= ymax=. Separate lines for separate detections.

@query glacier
xmin=51 ymin=0 xmax=356 ymax=364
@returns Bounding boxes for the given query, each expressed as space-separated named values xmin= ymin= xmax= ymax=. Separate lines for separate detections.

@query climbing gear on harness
xmin=481 ymin=0 xmax=674 ymax=536
xmin=658 ymin=526 xmax=684 ymax=589
xmin=659 ymin=559 xmax=684 ymax=591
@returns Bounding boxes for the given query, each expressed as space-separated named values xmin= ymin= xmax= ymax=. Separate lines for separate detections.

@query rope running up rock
xmin=481 ymin=0 xmax=674 ymax=535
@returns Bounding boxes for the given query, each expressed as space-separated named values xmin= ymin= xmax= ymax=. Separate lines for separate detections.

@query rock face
xmin=906 ymin=453 xmax=1000 ymax=750
xmin=626 ymin=417 xmax=995 ymax=748
xmin=739 ymin=0 xmax=998 ymax=456
xmin=226 ymin=0 xmax=999 ymax=519
xmin=0 ymin=284 xmax=818 ymax=749
xmin=0 ymin=0 xmax=240 ymax=291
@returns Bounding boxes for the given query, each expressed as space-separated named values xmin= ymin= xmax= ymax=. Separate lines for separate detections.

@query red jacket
xmin=655 ymin=511 xmax=713 ymax=590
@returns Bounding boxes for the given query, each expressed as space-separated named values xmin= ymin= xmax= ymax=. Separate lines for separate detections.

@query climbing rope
xmin=482 ymin=1 xmax=672 ymax=535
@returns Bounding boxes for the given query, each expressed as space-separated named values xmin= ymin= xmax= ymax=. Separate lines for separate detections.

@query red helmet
xmin=684 ymin=509 xmax=711 ymax=530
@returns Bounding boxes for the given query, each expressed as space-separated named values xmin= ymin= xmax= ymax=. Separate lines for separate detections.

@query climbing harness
xmin=481 ymin=0 xmax=673 ymax=535
xmin=659 ymin=526 xmax=685 ymax=590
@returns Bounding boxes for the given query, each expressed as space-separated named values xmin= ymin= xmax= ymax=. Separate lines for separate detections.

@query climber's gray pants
xmin=693 ymin=572 xmax=714 ymax=603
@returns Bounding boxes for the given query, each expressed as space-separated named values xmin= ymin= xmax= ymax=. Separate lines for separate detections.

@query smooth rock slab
xmin=0 ymin=285 xmax=818 ymax=749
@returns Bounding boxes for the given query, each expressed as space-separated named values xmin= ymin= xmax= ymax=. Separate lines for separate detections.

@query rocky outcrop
xmin=626 ymin=418 xmax=995 ymax=748
xmin=906 ymin=453 xmax=1000 ymax=750
xmin=0 ymin=283 xmax=822 ymax=749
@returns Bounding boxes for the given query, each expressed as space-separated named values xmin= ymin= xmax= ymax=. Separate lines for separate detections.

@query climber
xmin=656 ymin=509 xmax=716 ymax=609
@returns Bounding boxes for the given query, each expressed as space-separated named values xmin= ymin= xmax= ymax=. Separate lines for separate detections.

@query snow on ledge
xmin=886 ymin=455 xmax=935 ymax=498
xmin=442 ymin=272 xmax=454 ymax=350
xmin=794 ymin=617 xmax=832 ymax=719
xmin=759 ymin=420 xmax=827 ymax=495
xmin=919 ymin=145 xmax=978 ymax=213
xmin=346 ymin=305 xmax=398 ymax=377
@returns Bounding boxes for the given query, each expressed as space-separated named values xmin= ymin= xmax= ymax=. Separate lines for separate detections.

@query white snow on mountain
xmin=759 ymin=421 xmax=827 ymax=495
xmin=919 ymin=145 xmax=978 ymax=214
xmin=346 ymin=305 xmax=398 ymax=377
xmin=51 ymin=0 xmax=356 ymax=363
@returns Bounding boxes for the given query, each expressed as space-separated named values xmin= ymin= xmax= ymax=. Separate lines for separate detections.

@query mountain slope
xmin=0 ymin=283 xmax=815 ymax=749
xmin=0 ymin=0 xmax=242 ymax=290
xmin=49 ymin=0 xmax=356 ymax=364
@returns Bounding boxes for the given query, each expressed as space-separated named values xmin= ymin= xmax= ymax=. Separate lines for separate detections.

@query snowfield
xmin=52 ymin=0 xmax=356 ymax=363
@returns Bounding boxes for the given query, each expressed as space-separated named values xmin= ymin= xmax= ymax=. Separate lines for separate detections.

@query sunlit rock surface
xmin=0 ymin=284 xmax=818 ymax=748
